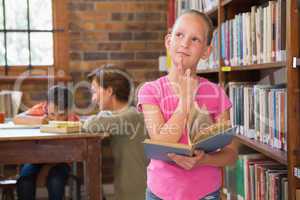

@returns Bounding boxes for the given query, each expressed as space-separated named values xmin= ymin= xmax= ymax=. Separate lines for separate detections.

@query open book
xmin=143 ymin=107 xmax=236 ymax=162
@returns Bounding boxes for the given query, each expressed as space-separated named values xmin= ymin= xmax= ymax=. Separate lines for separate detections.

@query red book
xmin=167 ymin=0 xmax=175 ymax=29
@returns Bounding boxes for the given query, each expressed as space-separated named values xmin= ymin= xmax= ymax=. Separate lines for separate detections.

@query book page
xmin=187 ymin=105 xmax=213 ymax=145
xmin=192 ymin=121 xmax=232 ymax=144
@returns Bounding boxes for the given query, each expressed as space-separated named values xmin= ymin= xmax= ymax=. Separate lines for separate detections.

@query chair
xmin=0 ymin=165 xmax=18 ymax=200
xmin=0 ymin=179 xmax=17 ymax=200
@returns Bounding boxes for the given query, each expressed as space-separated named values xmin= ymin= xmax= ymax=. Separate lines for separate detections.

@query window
xmin=0 ymin=0 xmax=69 ymax=76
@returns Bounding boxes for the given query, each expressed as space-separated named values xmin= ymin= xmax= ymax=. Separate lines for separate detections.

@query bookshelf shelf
xmin=235 ymin=134 xmax=287 ymax=165
xmin=221 ymin=62 xmax=286 ymax=72
xmin=196 ymin=68 xmax=219 ymax=74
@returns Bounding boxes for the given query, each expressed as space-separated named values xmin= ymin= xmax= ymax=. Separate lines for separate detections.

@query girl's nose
xmin=180 ymin=37 xmax=189 ymax=47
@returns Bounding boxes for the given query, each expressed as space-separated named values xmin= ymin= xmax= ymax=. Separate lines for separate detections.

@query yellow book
xmin=40 ymin=121 xmax=82 ymax=134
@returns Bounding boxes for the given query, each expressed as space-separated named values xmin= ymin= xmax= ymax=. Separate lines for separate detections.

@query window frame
xmin=0 ymin=0 xmax=69 ymax=78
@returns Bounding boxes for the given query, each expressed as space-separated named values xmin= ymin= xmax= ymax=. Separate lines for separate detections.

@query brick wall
xmin=0 ymin=0 xmax=167 ymax=110
xmin=68 ymin=0 xmax=168 ymax=91
xmin=0 ymin=0 xmax=168 ymax=183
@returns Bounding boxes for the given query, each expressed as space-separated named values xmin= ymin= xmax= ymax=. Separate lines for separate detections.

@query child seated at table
xmin=14 ymin=85 xmax=79 ymax=200
xmin=13 ymin=86 xmax=78 ymax=125
xmin=83 ymin=66 xmax=148 ymax=200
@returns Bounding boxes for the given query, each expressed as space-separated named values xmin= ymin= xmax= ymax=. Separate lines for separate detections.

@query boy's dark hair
xmin=178 ymin=9 xmax=214 ymax=45
xmin=88 ymin=64 xmax=133 ymax=103
xmin=47 ymin=85 xmax=73 ymax=111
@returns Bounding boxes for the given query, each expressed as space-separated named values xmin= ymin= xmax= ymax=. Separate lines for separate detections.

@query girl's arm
xmin=142 ymin=64 xmax=198 ymax=143
xmin=142 ymin=102 xmax=189 ymax=143
xmin=13 ymin=112 xmax=48 ymax=125
xmin=168 ymin=110 xmax=239 ymax=169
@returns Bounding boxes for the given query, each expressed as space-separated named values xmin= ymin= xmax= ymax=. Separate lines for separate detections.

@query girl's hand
xmin=176 ymin=57 xmax=198 ymax=115
xmin=168 ymin=150 xmax=207 ymax=170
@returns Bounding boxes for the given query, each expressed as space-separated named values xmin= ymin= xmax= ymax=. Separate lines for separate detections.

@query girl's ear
xmin=165 ymin=33 xmax=172 ymax=50
xmin=107 ymin=87 xmax=114 ymax=97
xmin=201 ymin=45 xmax=212 ymax=60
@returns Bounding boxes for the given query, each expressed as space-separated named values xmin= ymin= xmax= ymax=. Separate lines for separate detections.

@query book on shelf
xmin=294 ymin=167 xmax=300 ymax=179
xmin=143 ymin=107 xmax=236 ymax=162
xmin=221 ymin=0 xmax=286 ymax=66
xmin=167 ymin=0 xmax=176 ymax=28
xmin=175 ymin=0 xmax=218 ymax=17
xmin=223 ymin=152 xmax=288 ymax=200
xmin=228 ymin=82 xmax=287 ymax=151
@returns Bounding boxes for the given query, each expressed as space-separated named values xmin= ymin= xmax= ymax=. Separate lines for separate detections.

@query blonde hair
xmin=174 ymin=9 xmax=214 ymax=45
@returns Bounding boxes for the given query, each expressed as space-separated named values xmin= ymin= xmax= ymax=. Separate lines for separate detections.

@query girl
xmin=138 ymin=10 xmax=238 ymax=200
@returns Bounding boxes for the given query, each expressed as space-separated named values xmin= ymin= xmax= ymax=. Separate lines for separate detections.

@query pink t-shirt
xmin=137 ymin=75 xmax=232 ymax=200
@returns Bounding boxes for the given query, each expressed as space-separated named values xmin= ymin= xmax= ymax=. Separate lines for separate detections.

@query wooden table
xmin=0 ymin=128 xmax=106 ymax=200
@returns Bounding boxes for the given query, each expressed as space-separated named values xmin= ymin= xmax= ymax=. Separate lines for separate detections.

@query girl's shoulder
xmin=197 ymin=77 xmax=223 ymax=92
xmin=142 ymin=75 xmax=168 ymax=87
xmin=139 ymin=76 xmax=169 ymax=95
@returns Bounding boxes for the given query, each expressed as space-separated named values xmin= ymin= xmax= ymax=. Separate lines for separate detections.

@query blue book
xmin=143 ymin=126 xmax=237 ymax=162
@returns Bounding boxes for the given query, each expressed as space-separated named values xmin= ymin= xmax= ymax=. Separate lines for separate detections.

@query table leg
xmin=85 ymin=139 xmax=102 ymax=200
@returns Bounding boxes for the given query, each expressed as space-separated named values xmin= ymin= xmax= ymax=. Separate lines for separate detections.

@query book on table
xmin=40 ymin=121 xmax=82 ymax=134
xmin=143 ymin=107 xmax=236 ymax=162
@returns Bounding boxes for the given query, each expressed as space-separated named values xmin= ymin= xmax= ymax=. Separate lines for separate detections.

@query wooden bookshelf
xmin=170 ymin=0 xmax=300 ymax=199
xmin=235 ymin=134 xmax=287 ymax=165
xmin=222 ymin=0 xmax=299 ymax=199
xmin=293 ymin=149 xmax=300 ymax=156
xmin=221 ymin=0 xmax=232 ymax=7
xmin=221 ymin=62 xmax=286 ymax=72
xmin=196 ymin=68 xmax=219 ymax=74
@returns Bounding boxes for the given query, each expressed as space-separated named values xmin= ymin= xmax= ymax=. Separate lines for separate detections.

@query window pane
xmin=7 ymin=33 xmax=29 ymax=65
xmin=29 ymin=0 xmax=52 ymax=30
xmin=0 ymin=1 xmax=3 ymax=29
xmin=30 ymin=32 xmax=53 ymax=65
xmin=0 ymin=33 xmax=5 ymax=65
xmin=5 ymin=0 xmax=28 ymax=29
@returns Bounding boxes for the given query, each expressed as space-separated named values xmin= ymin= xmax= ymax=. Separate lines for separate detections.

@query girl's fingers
xmin=177 ymin=56 xmax=184 ymax=75
xmin=185 ymin=68 xmax=191 ymax=77
xmin=168 ymin=153 xmax=198 ymax=170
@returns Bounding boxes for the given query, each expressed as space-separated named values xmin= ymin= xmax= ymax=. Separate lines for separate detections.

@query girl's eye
xmin=175 ymin=32 xmax=184 ymax=38
xmin=192 ymin=37 xmax=201 ymax=43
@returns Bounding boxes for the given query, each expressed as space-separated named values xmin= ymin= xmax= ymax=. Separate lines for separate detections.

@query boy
xmin=83 ymin=66 xmax=148 ymax=200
